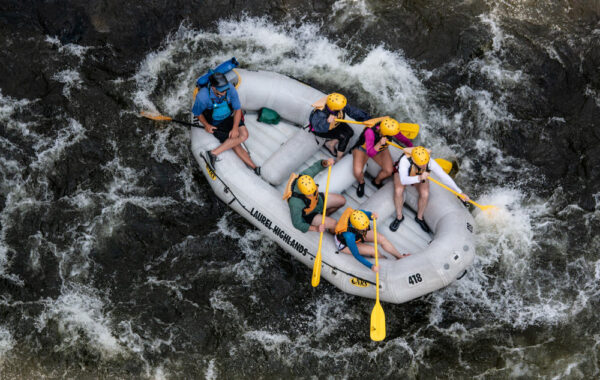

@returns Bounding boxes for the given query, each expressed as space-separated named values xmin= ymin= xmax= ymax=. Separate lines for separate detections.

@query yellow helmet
xmin=411 ymin=146 xmax=430 ymax=166
xmin=350 ymin=210 xmax=370 ymax=230
xmin=297 ymin=175 xmax=317 ymax=195
xmin=326 ymin=93 xmax=347 ymax=111
xmin=379 ymin=117 xmax=401 ymax=136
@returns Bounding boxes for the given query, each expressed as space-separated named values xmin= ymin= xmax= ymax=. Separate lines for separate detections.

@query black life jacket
xmin=353 ymin=124 xmax=388 ymax=152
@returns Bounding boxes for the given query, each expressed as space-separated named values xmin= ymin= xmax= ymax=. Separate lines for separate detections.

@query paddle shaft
xmin=427 ymin=176 xmax=488 ymax=210
xmin=311 ymin=165 xmax=332 ymax=287
xmin=373 ymin=219 xmax=379 ymax=303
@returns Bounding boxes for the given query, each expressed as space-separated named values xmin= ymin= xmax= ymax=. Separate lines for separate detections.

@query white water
xmin=128 ymin=14 xmax=600 ymax=375
xmin=1 ymin=3 xmax=597 ymax=377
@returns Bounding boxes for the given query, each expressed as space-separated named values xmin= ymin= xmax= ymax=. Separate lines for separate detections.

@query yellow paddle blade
xmin=311 ymin=252 xmax=322 ymax=287
xmin=140 ymin=111 xmax=173 ymax=121
xmin=370 ymin=301 xmax=386 ymax=341
xmin=434 ymin=158 xmax=453 ymax=174
xmin=398 ymin=123 xmax=419 ymax=139
xmin=478 ymin=204 xmax=499 ymax=212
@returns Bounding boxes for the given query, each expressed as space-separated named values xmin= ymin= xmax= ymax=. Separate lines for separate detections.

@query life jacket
xmin=334 ymin=207 xmax=368 ymax=246
xmin=355 ymin=124 xmax=388 ymax=152
xmin=282 ymin=174 xmax=319 ymax=215
xmin=208 ymin=87 xmax=233 ymax=122
xmin=309 ymin=96 xmax=345 ymax=132
xmin=394 ymin=148 xmax=432 ymax=176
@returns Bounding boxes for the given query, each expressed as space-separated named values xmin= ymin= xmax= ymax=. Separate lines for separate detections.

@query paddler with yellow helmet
xmin=308 ymin=93 xmax=370 ymax=161
xmin=351 ymin=117 xmax=414 ymax=197
xmin=283 ymin=158 xmax=346 ymax=233
xmin=390 ymin=146 xmax=471 ymax=232
xmin=334 ymin=209 xmax=410 ymax=272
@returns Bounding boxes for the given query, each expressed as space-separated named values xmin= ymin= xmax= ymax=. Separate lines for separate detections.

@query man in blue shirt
xmin=192 ymin=73 xmax=260 ymax=175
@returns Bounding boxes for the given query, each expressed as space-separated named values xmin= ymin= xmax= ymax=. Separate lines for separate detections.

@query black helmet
xmin=209 ymin=72 xmax=229 ymax=91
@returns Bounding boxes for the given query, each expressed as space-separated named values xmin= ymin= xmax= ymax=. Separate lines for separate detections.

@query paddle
xmin=335 ymin=118 xmax=420 ymax=139
xmin=140 ymin=111 xmax=196 ymax=127
xmin=387 ymin=142 xmax=495 ymax=211
xmin=311 ymin=164 xmax=332 ymax=287
xmin=427 ymin=177 xmax=497 ymax=211
xmin=370 ymin=218 xmax=385 ymax=341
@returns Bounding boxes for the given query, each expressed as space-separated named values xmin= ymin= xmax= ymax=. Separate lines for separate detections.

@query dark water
xmin=1 ymin=0 xmax=599 ymax=378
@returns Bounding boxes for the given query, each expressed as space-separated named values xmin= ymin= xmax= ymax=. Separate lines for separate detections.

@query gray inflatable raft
xmin=190 ymin=69 xmax=475 ymax=304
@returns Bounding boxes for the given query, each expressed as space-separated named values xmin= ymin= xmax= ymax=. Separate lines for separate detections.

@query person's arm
xmin=289 ymin=199 xmax=311 ymax=233
xmin=343 ymin=232 xmax=373 ymax=269
xmin=393 ymin=131 xmax=413 ymax=147
xmin=300 ymin=160 xmax=329 ymax=178
xmin=309 ymin=110 xmax=330 ymax=133
xmin=193 ymin=90 xmax=216 ymax=133
xmin=399 ymin=157 xmax=420 ymax=185
xmin=344 ymin=104 xmax=370 ymax=122
xmin=364 ymin=129 xmax=381 ymax=157
xmin=429 ymin=159 xmax=462 ymax=193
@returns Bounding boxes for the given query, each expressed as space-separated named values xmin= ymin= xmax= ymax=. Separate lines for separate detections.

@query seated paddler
xmin=334 ymin=208 xmax=410 ymax=273
xmin=283 ymin=158 xmax=346 ymax=233
xmin=351 ymin=117 xmax=414 ymax=197
xmin=193 ymin=72 xmax=260 ymax=175
xmin=391 ymin=146 xmax=471 ymax=233
xmin=308 ymin=93 xmax=370 ymax=161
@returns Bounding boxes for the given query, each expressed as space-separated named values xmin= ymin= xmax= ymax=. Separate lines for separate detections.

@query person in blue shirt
xmin=192 ymin=72 xmax=260 ymax=175
xmin=334 ymin=209 xmax=409 ymax=272
xmin=308 ymin=93 xmax=370 ymax=161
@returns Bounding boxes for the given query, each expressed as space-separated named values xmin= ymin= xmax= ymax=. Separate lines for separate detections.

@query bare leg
xmin=371 ymin=150 xmax=394 ymax=184
xmin=310 ymin=214 xmax=338 ymax=232
xmin=324 ymin=193 xmax=346 ymax=215
xmin=212 ymin=126 xmax=249 ymax=156
xmin=352 ymin=149 xmax=369 ymax=184
xmin=415 ymin=181 xmax=430 ymax=219
xmin=364 ymin=230 xmax=405 ymax=259
xmin=392 ymin=173 xmax=405 ymax=220
xmin=231 ymin=145 xmax=257 ymax=169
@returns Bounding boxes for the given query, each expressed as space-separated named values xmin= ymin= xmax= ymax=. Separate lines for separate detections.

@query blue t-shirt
xmin=192 ymin=84 xmax=241 ymax=118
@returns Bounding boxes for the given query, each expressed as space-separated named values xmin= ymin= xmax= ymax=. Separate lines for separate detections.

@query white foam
xmin=205 ymin=358 xmax=217 ymax=380
xmin=35 ymin=284 xmax=123 ymax=358
xmin=0 ymin=325 xmax=15 ymax=360
xmin=45 ymin=35 xmax=92 ymax=62
xmin=52 ymin=69 xmax=84 ymax=98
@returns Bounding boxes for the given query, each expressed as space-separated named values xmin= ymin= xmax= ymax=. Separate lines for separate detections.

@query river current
xmin=1 ymin=0 xmax=599 ymax=378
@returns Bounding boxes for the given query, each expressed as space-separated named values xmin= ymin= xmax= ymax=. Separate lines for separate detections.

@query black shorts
xmin=203 ymin=111 xmax=246 ymax=143
xmin=300 ymin=193 xmax=324 ymax=224
xmin=312 ymin=123 xmax=354 ymax=152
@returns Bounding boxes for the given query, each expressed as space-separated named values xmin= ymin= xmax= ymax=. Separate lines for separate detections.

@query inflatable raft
xmin=190 ymin=68 xmax=475 ymax=304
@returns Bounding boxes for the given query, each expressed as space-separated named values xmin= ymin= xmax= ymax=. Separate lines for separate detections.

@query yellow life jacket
xmin=282 ymin=173 xmax=319 ymax=215
xmin=334 ymin=207 xmax=367 ymax=244
xmin=311 ymin=96 xmax=344 ymax=130
xmin=334 ymin=207 xmax=355 ymax=235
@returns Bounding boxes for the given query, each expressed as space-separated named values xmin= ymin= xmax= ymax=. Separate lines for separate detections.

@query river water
xmin=1 ymin=0 xmax=599 ymax=378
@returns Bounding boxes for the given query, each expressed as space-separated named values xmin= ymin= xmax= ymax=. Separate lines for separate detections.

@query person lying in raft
xmin=390 ymin=146 xmax=470 ymax=232
xmin=334 ymin=208 xmax=409 ymax=273
xmin=193 ymin=72 xmax=260 ymax=175
xmin=308 ymin=93 xmax=370 ymax=161
xmin=351 ymin=117 xmax=413 ymax=197
xmin=283 ymin=158 xmax=346 ymax=233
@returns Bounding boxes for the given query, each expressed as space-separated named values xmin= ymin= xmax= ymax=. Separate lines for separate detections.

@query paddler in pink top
xmin=350 ymin=117 xmax=413 ymax=197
